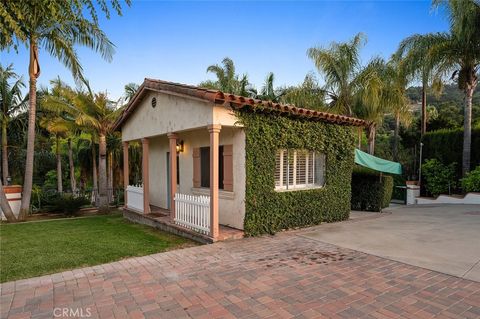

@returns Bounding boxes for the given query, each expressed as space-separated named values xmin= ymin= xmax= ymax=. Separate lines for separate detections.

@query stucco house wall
xmin=121 ymin=90 xmax=246 ymax=230
xmin=146 ymin=128 xmax=245 ymax=229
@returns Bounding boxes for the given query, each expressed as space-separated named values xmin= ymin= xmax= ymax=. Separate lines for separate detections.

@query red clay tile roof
xmin=113 ymin=78 xmax=366 ymax=130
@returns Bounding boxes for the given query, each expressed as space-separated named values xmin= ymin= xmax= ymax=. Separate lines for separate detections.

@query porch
xmin=121 ymin=125 xmax=245 ymax=243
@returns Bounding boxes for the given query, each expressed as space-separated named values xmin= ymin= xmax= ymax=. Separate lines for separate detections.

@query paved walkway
xmin=303 ymin=205 xmax=480 ymax=282
xmin=1 ymin=230 xmax=479 ymax=318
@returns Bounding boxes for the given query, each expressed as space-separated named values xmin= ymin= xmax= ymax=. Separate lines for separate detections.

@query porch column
xmin=141 ymin=138 xmax=150 ymax=214
xmin=208 ymin=124 xmax=221 ymax=240
xmin=123 ymin=141 xmax=129 ymax=209
xmin=167 ymin=133 xmax=178 ymax=221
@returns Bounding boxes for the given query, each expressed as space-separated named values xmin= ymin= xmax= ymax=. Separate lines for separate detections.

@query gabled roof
xmin=113 ymin=78 xmax=367 ymax=130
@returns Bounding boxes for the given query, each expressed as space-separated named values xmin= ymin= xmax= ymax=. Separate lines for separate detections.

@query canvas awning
xmin=354 ymin=149 xmax=402 ymax=175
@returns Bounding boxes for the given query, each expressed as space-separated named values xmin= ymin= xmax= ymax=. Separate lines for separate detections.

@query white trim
xmin=274 ymin=149 xmax=326 ymax=192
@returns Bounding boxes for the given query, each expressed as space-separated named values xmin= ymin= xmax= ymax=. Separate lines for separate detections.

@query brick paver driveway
xmin=1 ymin=230 xmax=479 ymax=319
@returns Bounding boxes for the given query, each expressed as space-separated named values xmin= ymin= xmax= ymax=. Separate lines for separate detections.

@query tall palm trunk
xmin=0 ymin=179 xmax=16 ymax=221
xmin=98 ymin=133 xmax=109 ymax=210
xmin=19 ymin=38 xmax=40 ymax=220
xmin=68 ymin=138 xmax=76 ymax=193
xmin=2 ymin=118 xmax=9 ymax=185
xmin=367 ymin=123 xmax=376 ymax=155
xmin=91 ymin=136 xmax=98 ymax=199
xmin=421 ymin=83 xmax=427 ymax=136
xmin=56 ymin=134 xmax=63 ymax=193
xmin=462 ymin=82 xmax=476 ymax=177
xmin=393 ymin=114 xmax=400 ymax=161
xmin=107 ymin=151 xmax=113 ymax=202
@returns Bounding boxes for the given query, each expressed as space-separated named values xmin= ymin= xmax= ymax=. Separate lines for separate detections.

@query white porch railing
xmin=174 ymin=193 xmax=210 ymax=235
xmin=126 ymin=185 xmax=144 ymax=213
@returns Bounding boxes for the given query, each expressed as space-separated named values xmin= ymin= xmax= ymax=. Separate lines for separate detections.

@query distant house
xmin=114 ymin=79 xmax=365 ymax=241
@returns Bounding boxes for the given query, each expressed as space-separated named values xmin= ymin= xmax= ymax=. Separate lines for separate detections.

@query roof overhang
xmin=113 ymin=78 xmax=367 ymax=130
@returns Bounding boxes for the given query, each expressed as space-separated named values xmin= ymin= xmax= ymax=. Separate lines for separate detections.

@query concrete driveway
xmin=301 ymin=204 xmax=480 ymax=282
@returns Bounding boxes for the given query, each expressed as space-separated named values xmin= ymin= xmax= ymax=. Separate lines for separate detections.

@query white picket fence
xmin=174 ymin=193 xmax=210 ymax=235
xmin=126 ymin=185 xmax=144 ymax=213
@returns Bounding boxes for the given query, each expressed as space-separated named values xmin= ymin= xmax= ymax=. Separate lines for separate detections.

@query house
xmin=114 ymin=79 xmax=366 ymax=242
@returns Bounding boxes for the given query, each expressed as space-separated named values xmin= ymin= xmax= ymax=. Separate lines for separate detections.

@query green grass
xmin=0 ymin=212 xmax=196 ymax=282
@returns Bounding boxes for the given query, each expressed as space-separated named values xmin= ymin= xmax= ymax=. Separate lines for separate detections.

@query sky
xmin=0 ymin=1 xmax=449 ymax=100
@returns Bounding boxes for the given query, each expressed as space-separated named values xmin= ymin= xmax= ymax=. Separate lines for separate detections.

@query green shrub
xmin=45 ymin=193 xmax=90 ymax=216
xmin=351 ymin=168 xmax=394 ymax=212
xmin=422 ymin=128 xmax=480 ymax=179
xmin=461 ymin=166 xmax=480 ymax=193
xmin=422 ymin=159 xmax=457 ymax=196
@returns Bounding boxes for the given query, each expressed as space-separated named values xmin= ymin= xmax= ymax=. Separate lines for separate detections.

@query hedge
xmin=237 ymin=110 xmax=356 ymax=236
xmin=351 ymin=168 xmax=393 ymax=212
xmin=422 ymin=128 xmax=480 ymax=177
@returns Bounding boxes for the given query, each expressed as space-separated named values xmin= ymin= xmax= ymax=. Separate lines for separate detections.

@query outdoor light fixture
xmin=176 ymin=140 xmax=184 ymax=153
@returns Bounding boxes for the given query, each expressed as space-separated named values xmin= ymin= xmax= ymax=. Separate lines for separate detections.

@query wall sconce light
xmin=176 ymin=140 xmax=184 ymax=153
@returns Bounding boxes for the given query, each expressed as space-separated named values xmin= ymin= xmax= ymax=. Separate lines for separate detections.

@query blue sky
xmin=1 ymin=1 xmax=449 ymax=100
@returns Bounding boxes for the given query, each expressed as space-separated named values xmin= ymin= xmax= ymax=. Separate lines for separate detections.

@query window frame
xmin=275 ymin=149 xmax=325 ymax=191
xmin=199 ymin=145 xmax=225 ymax=190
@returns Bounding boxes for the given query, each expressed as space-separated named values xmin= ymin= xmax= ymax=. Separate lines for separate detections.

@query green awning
xmin=354 ymin=149 xmax=402 ymax=175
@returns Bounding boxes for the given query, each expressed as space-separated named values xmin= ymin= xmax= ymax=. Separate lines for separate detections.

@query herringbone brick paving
xmin=1 ymin=230 xmax=479 ymax=318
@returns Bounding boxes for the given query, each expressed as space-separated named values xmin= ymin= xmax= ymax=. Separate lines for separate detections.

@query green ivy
xmin=237 ymin=110 xmax=356 ymax=236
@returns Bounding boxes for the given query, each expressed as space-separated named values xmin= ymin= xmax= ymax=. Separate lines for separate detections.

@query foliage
xmin=44 ymin=193 xmax=90 ymax=216
xmin=422 ymin=159 xmax=457 ymax=196
xmin=351 ymin=168 xmax=393 ymax=212
xmin=422 ymin=128 xmax=480 ymax=178
xmin=259 ymin=72 xmax=284 ymax=101
xmin=0 ymin=213 xmax=194 ymax=282
xmin=200 ymin=57 xmax=254 ymax=96
xmin=237 ymin=110 xmax=356 ymax=236
xmin=307 ymin=33 xmax=365 ymax=116
xmin=396 ymin=0 xmax=480 ymax=176
xmin=461 ymin=165 xmax=480 ymax=192
xmin=281 ymin=72 xmax=326 ymax=110
xmin=0 ymin=0 xmax=130 ymax=80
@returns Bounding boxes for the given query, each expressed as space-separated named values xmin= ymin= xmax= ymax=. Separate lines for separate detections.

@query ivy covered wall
xmin=237 ymin=111 xmax=357 ymax=236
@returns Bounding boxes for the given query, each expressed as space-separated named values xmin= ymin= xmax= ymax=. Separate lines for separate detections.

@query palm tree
xmin=281 ymin=73 xmax=326 ymax=110
xmin=253 ymin=72 xmax=285 ymax=102
xmin=396 ymin=35 xmax=437 ymax=136
xmin=384 ymin=58 xmax=412 ymax=160
xmin=0 ymin=64 xmax=25 ymax=185
xmin=44 ymin=87 xmax=122 ymax=210
xmin=396 ymin=0 xmax=480 ymax=176
xmin=307 ymin=33 xmax=366 ymax=116
xmin=202 ymin=57 xmax=254 ymax=96
xmin=124 ymin=83 xmax=139 ymax=102
xmin=352 ymin=57 xmax=388 ymax=155
xmin=0 ymin=0 xmax=129 ymax=219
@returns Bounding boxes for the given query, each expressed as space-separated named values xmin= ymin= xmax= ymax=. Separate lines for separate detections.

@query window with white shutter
xmin=274 ymin=149 xmax=326 ymax=191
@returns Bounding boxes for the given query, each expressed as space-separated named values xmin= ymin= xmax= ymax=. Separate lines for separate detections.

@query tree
xmin=0 ymin=0 xmax=129 ymax=219
xmin=201 ymin=57 xmax=254 ymax=96
xmin=352 ymin=57 xmax=388 ymax=155
xmin=281 ymin=73 xmax=326 ymax=110
xmin=253 ymin=72 xmax=285 ymax=102
xmin=383 ymin=58 xmax=412 ymax=160
xmin=124 ymin=82 xmax=139 ymax=102
xmin=308 ymin=34 xmax=402 ymax=154
xmin=0 ymin=63 xmax=25 ymax=185
xmin=307 ymin=33 xmax=366 ymax=116
xmin=44 ymin=87 xmax=122 ymax=210
xmin=396 ymin=0 xmax=480 ymax=176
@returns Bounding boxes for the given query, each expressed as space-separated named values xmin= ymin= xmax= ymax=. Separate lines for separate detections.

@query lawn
xmin=0 ymin=212 xmax=196 ymax=282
